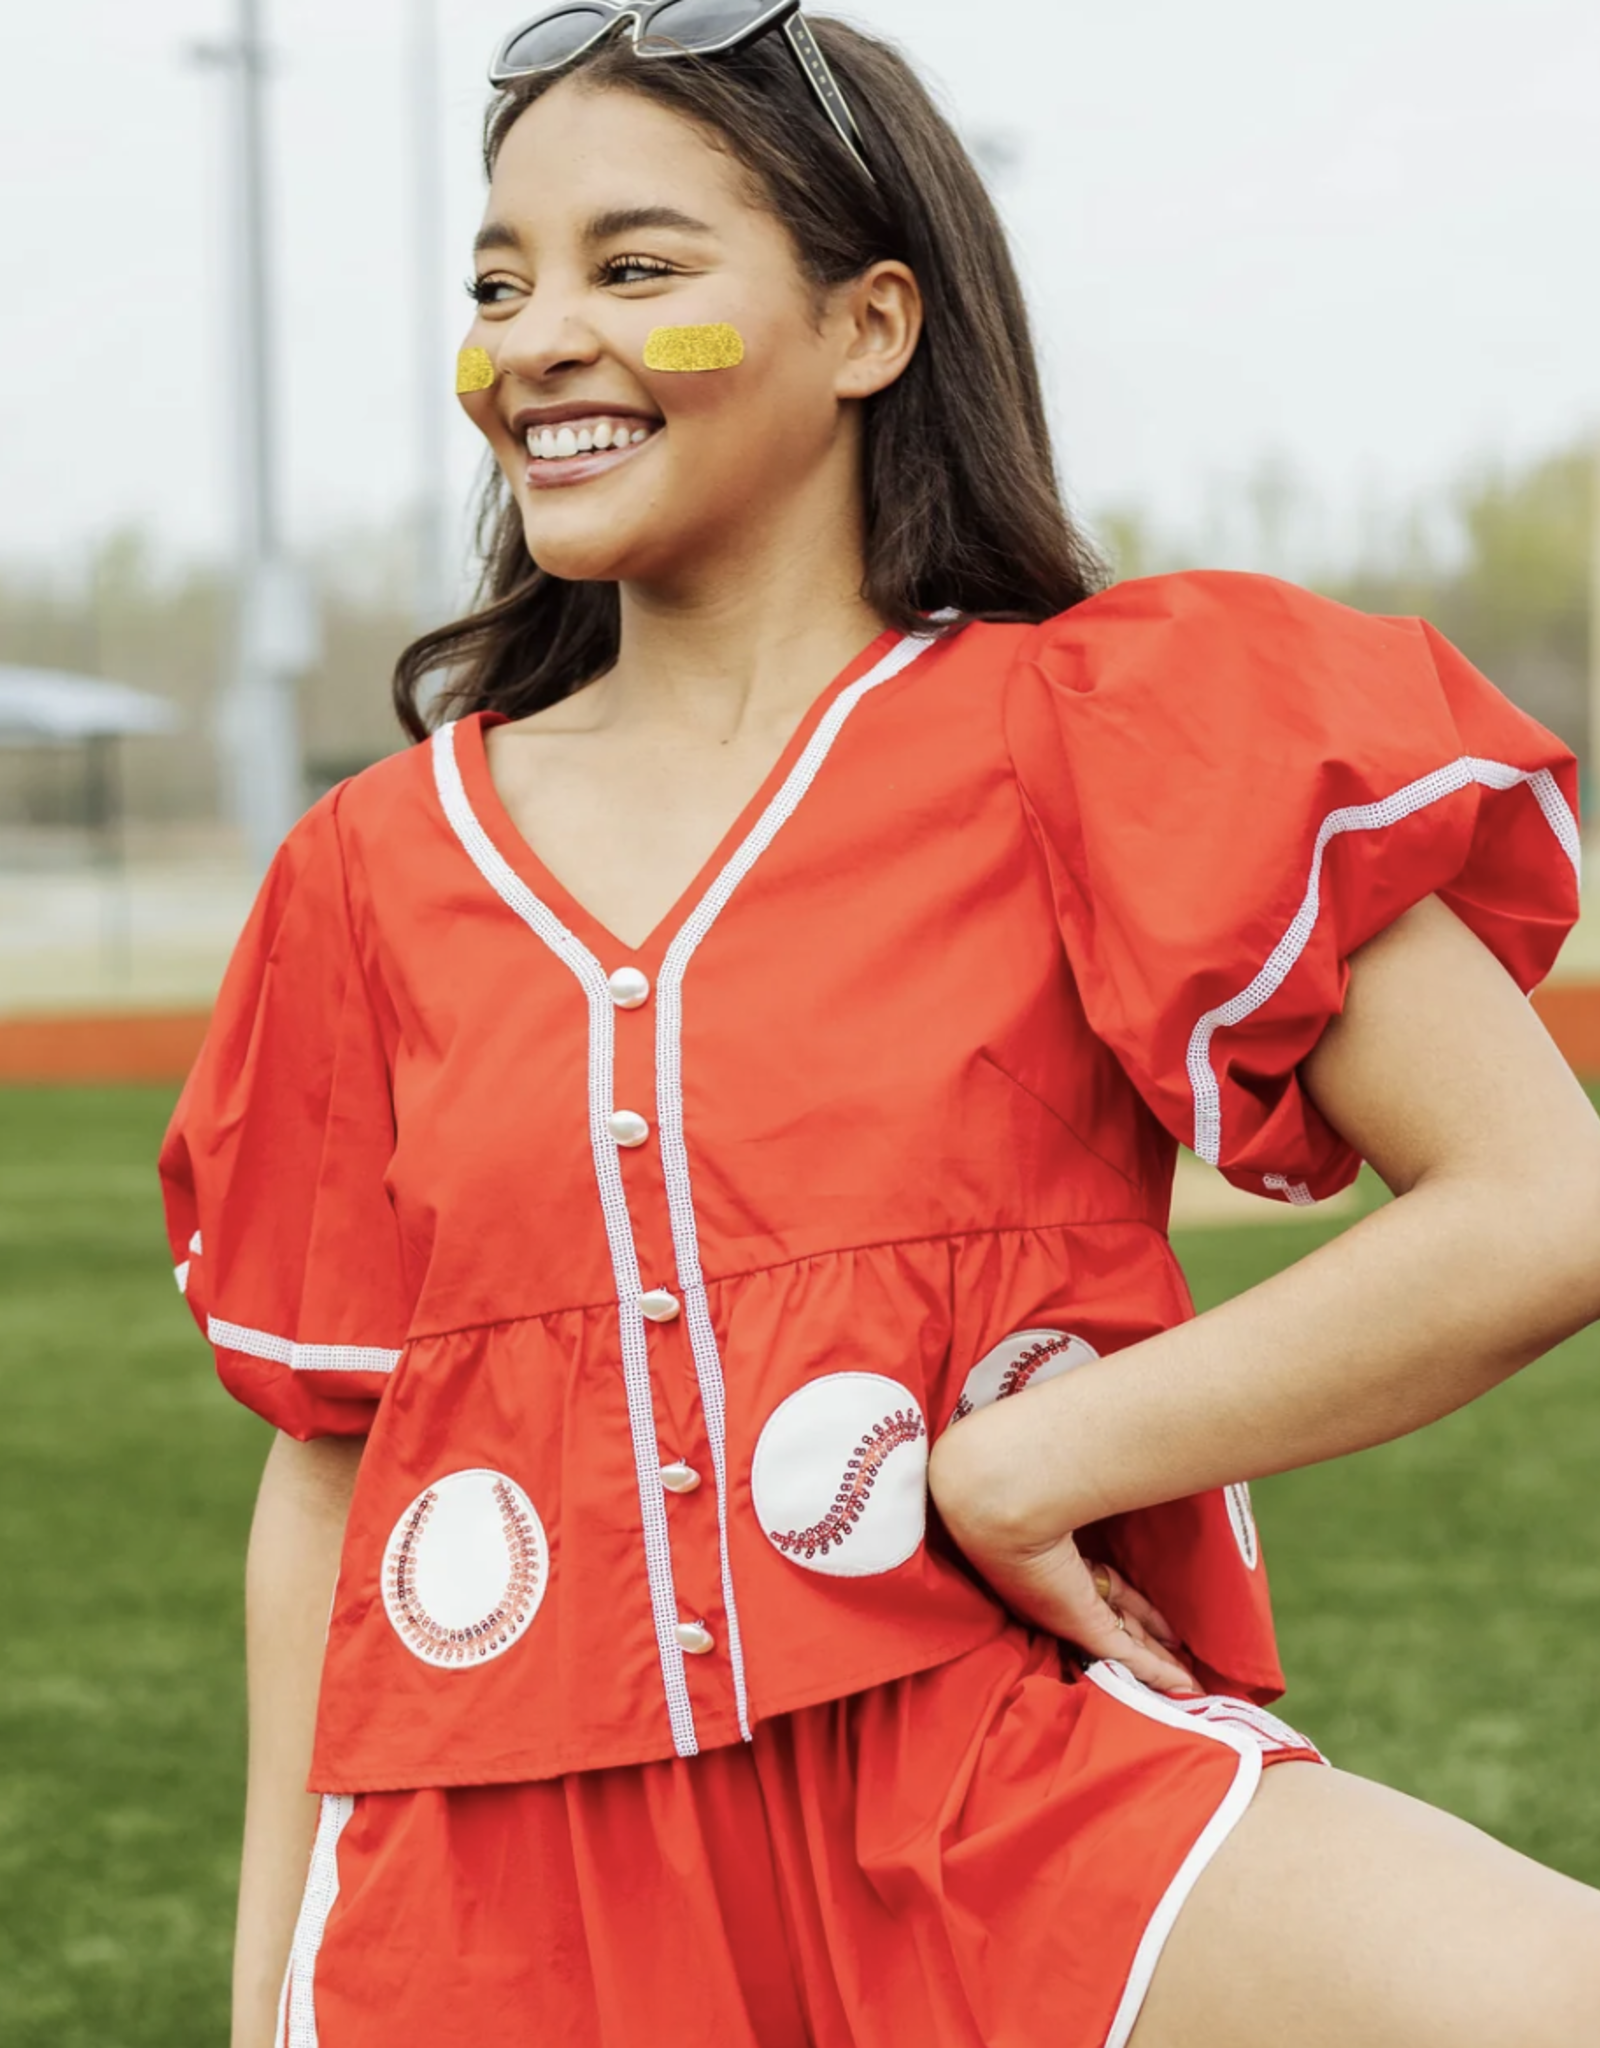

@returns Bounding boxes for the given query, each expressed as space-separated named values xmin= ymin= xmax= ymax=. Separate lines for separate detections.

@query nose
xmin=495 ymin=285 xmax=603 ymax=387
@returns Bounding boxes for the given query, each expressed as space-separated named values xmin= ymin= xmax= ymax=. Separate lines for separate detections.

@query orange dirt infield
xmin=3 ymin=986 xmax=1599 ymax=1085
xmin=0 ymin=1009 xmax=211 ymax=1084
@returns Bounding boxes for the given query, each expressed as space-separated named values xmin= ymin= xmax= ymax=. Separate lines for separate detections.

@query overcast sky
xmin=1 ymin=0 xmax=1596 ymax=583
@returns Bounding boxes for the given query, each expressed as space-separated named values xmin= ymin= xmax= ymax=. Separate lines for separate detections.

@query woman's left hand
xmin=962 ymin=1521 xmax=1200 ymax=1696
xmin=928 ymin=1411 xmax=1203 ymax=1697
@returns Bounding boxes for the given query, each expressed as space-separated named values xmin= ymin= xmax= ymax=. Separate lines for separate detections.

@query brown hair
xmin=392 ymin=15 xmax=1106 ymax=741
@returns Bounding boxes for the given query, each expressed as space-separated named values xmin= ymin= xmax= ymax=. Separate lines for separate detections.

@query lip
xmin=523 ymin=426 xmax=661 ymax=491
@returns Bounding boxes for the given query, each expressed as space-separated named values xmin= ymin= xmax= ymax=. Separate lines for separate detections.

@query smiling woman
xmin=160 ymin=9 xmax=1600 ymax=2048
xmin=392 ymin=12 xmax=1102 ymax=742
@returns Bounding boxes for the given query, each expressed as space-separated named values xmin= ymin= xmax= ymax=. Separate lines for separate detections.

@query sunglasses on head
xmin=488 ymin=1 xmax=875 ymax=183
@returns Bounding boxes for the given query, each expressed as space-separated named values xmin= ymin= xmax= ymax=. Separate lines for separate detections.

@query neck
xmin=598 ymin=458 xmax=890 ymax=743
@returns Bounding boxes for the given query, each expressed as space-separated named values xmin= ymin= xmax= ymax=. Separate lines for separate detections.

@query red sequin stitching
xmin=768 ymin=1408 xmax=927 ymax=1559
xmin=385 ymin=1478 xmax=543 ymax=1665
xmin=951 ymin=1331 xmax=1078 ymax=1423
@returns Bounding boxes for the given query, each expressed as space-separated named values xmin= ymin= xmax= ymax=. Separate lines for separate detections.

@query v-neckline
xmin=453 ymin=624 xmax=906 ymax=968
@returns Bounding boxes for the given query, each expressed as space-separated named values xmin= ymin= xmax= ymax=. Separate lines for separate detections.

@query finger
xmin=1089 ymin=1563 xmax=1183 ymax=1651
xmin=1115 ymin=1618 xmax=1200 ymax=1697
xmin=1108 ymin=1581 xmax=1183 ymax=1653
xmin=1068 ymin=1605 xmax=1199 ymax=1697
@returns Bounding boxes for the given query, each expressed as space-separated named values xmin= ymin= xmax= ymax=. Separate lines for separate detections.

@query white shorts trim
xmin=207 ymin=1316 xmax=402 ymax=1374
xmin=278 ymin=1791 xmax=355 ymax=2048
xmin=1088 ymin=1659 xmax=1267 ymax=2048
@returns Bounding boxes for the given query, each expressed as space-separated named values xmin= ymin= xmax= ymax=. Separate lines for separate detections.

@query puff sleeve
xmin=1005 ymin=571 xmax=1582 ymax=1202
xmin=159 ymin=785 xmax=409 ymax=1437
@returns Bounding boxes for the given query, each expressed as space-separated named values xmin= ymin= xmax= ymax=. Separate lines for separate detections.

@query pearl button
xmin=640 ymin=1288 xmax=681 ymax=1322
xmin=660 ymin=1461 xmax=701 ymax=1494
xmin=608 ymin=1109 xmax=650 ymax=1148
xmin=607 ymin=966 xmax=650 ymax=1009
xmin=675 ymin=1619 xmax=715 ymax=1655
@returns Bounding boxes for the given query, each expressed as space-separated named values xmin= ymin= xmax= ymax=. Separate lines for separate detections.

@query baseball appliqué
xmin=382 ymin=1468 xmax=548 ymax=1668
xmin=753 ymin=1373 xmax=928 ymax=1578
xmin=948 ymin=1327 xmax=1099 ymax=1427
xmin=1225 ymin=1480 xmax=1259 ymax=1569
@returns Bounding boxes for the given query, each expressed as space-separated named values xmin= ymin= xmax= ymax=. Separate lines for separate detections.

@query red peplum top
xmin=159 ymin=571 xmax=1580 ymax=1793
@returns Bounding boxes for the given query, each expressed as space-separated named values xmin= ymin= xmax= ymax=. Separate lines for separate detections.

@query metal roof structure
xmin=0 ymin=667 xmax=183 ymax=745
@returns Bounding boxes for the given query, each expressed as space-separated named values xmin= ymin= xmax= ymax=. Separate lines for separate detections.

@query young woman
xmin=161 ymin=7 xmax=1600 ymax=2045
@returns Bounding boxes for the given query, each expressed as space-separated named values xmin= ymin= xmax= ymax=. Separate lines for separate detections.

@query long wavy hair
xmin=392 ymin=14 xmax=1106 ymax=741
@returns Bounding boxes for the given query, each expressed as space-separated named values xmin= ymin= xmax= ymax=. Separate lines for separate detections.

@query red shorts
xmin=279 ymin=1629 xmax=1322 ymax=2048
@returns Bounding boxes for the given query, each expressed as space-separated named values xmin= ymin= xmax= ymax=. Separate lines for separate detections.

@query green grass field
xmin=2 ymin=1085 xmax=1597 ymax=2045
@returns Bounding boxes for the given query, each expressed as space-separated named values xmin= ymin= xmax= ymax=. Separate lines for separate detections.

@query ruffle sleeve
xmin=159 ymin=785 xmax=409 ymax=1437
xmin=1005 ymin=570 xmax=1582 ymax=1202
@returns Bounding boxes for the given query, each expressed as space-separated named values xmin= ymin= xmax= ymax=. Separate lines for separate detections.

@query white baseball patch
xmin=1225 ymin=1480 xmax=1259 ymax=1569
xmin=382 ymin=1468 xmax=549 ymax=1668
xmin=753 ymin=1372 xmax=928 ymax=1578
xmin=948 ymin=1326 xmax=1099 ymax=1427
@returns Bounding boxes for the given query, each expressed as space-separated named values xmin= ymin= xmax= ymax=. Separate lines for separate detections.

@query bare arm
xmin=928 ymin=898 xmax=1600 ymax=1679
xmin=232 ymin=1431 xmax=363 ymax=2048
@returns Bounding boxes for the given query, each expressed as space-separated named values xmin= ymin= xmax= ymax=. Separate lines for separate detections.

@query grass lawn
xmin=1 ymin=1084 xmax=1597 ymax=2044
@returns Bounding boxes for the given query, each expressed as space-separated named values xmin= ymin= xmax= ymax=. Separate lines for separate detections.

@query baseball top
xmin=160 ymin=570 xmax=1580 ymax=1793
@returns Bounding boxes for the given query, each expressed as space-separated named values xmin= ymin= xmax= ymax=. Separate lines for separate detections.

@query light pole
xmin=193 ymin=0 xmax=312 ymax=874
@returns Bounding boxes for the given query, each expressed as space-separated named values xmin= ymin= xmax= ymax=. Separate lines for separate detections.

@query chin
xmin=517 ymin=512 xmax=636 ymax=585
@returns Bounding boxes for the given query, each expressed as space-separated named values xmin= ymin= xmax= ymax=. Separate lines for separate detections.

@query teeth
xmin=523 ymin=418 xmax=656 ymax=459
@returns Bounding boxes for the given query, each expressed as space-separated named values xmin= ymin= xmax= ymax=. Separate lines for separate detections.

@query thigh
xmin=1129 ymin=1763 xmax=1600 ymax=2048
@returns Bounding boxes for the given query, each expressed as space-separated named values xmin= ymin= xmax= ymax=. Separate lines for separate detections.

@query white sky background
xmin=0 ymin=0 xmax=1595 ymax=586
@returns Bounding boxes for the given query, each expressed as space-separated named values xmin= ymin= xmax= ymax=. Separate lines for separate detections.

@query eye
xmin=465 ymin=274 xmax=522 ymax=306
xmin=600 ymin=255 xmax=676 ymax=286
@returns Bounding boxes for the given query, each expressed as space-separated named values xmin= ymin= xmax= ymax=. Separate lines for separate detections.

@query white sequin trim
xmin=206 ymin=1316 xmax=401 ymax=1374
xmin=1187 ymin=759 xmax=1579 ymax=1168
xmin=1224 ymin=1479 xmax=1259 ymax=1569
xmin=432 ymin=721 xmax=699 ymax=1756
xmin=655 ymin=629 xmax=941 ymax=1723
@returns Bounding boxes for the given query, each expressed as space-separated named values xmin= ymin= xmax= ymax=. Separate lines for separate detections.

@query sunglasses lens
xmin=637 ymin=0 xmax=780 ymax=53
xmin=497 ymin=5 xmax=616 ymax=73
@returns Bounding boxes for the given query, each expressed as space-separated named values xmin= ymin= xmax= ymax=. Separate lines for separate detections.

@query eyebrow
xmin=472 ymin=204 xmax=717 ymax=257
xmin=583 ymin=205 xmax=717 ymax=241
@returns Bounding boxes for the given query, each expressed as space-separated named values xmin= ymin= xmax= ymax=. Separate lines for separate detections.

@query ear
xmin=831 ymin=260 xmax=922 ymax=401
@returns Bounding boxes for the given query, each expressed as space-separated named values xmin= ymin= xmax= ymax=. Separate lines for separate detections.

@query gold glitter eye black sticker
xmin=455 ymin=346 xmax=496 ymax=394
xmin=642 ymin=323 xmax=746 ymax=372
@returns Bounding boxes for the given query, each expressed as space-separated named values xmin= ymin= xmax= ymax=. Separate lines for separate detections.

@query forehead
xmin=487 ymin=80 xmax=747 ymax=228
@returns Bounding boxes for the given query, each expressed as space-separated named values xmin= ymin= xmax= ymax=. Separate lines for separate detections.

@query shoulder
xmin=1004 ymin=570 xmax=1476 ymax=789
xmin=319 ymin=733 xmax=441 ymax=841
xmin=1022 ymin=570 xmax=1426 ymax=700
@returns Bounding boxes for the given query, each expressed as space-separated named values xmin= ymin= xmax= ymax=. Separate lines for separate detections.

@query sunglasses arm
xmin=781 ymin=12 xmax=876 ymax=183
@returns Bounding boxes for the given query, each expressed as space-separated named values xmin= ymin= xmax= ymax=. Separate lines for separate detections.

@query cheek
xmin=639 ymin=313 xmax=815 ymax=432
xmin=456 ymin=386 xmax=506 ymax=459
